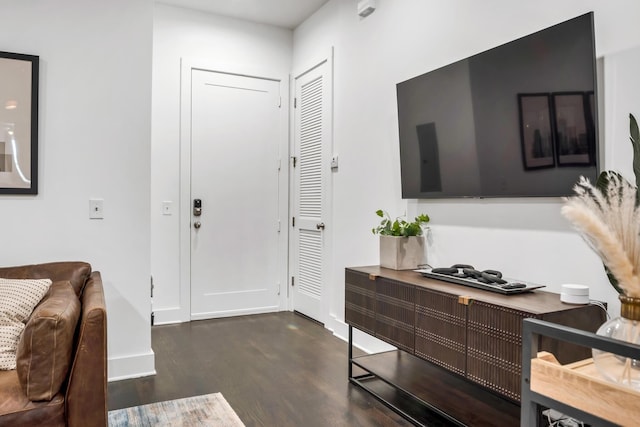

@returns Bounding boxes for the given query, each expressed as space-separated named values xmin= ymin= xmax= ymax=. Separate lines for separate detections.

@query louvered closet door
xmin=292 ymin=59 xmax=331 ymax=323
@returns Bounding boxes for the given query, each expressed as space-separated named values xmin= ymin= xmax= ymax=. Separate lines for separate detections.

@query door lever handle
xmin=316 ymin=222 xmax=325 ymax=230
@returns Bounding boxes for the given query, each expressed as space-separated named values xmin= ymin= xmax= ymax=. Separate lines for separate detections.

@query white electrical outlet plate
xmin=89 ymin=199 xmax=104 ymax=219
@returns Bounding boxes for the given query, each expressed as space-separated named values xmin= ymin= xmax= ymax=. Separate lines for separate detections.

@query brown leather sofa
xmin=0 ymin=262 xmax=107 ymax=427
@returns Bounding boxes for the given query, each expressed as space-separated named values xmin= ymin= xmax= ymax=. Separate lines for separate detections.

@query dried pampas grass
xmin=562 ymin=173 xmax=640 ymax=297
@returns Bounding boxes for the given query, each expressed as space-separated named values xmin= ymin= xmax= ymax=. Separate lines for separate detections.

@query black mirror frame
xmin=0 ymin=50 xmax=39 ymax=195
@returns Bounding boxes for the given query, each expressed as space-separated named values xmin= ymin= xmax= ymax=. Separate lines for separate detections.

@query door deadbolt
xmin=193 ymin=199 xmax=202 ymax=216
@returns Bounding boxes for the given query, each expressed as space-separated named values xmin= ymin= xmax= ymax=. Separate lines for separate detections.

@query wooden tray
xmin=531 ymin=352 xmax=640 ymax=426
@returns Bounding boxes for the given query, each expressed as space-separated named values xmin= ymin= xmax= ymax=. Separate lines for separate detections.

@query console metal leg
xmin=348 ymin=325 xmax=353 ymax=379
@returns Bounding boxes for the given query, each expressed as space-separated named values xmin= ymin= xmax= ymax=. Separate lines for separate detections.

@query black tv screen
xmin=397 ymin=12 xmax=598 ymax=199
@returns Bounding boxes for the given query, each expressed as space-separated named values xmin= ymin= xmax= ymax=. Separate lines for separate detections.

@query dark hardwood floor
xmin=108 ymin=312 xmax=424 ymax=426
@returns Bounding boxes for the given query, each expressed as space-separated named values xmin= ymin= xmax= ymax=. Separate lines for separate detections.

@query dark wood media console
xmin=345 ymin=266 xmax=606 ymax=426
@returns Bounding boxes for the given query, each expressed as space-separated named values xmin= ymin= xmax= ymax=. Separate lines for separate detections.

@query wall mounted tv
xmin=397 ymin=12 xmax=598 ymax=199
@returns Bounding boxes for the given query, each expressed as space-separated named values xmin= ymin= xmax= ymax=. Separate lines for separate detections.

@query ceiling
xmin=157 ymin=0 xmax=331 ymax=29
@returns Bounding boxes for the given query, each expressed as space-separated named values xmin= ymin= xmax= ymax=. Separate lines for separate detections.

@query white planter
xmin=379 ymin=235 xmax=427 ymax=270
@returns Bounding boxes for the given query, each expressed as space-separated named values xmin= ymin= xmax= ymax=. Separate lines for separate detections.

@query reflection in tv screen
xmin=397 ymin=12 xmax=598 ymax=199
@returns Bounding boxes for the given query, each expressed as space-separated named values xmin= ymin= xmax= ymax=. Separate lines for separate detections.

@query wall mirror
xmin=0 ymin=50 xmax=39 ymax=194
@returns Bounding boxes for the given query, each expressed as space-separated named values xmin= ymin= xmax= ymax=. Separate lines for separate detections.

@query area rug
xmin=108 ymin=392 xmax=245 ymax=427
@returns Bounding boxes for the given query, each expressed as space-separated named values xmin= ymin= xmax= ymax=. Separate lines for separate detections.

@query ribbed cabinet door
xmin=415 ymin=288 xmax=466 ymax=375
xmin=466 ymin=300 xmax=538 ymax=401
xmin=375 ymin=278 xmax=415 ymax=354
xmin=344 ymin=269 xmax=376 ymax=335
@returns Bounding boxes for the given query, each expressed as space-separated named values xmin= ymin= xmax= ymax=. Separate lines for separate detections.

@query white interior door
xmin=291 ymin=58 xmax=332 ymax=323
xmin=190 ymin=68 xmax=281 ymax=320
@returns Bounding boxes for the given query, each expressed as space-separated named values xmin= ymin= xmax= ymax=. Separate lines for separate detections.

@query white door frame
xmin=179 ymin=57 xmax=290 ymax=322
xmin=288 ymin=48 xmax=334 ymax=324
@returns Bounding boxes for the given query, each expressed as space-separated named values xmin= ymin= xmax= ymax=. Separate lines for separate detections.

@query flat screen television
xmin=397 ymin=12 xmax=598 ymax=199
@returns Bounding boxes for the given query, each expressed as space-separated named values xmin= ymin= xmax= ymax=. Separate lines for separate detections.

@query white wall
xmin=151 ymin=4 xmax=293 ymax=323
xmin=0 ymin=0 xmax=154 ymax=379
xmin=293 ymin=0 xmax=640 ymax=344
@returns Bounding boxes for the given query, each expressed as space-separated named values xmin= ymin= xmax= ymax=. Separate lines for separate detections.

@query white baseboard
xmin=153 ymin=306 xmax=188 ymax=325
xmin=154 ymin=306 xmax=286 ymax=325
xmin=190 ymin=305 xmax=279 ymax=321
xmin=108 ymin=350 xmax=156 ymax=382
xmin=328 ymin=315 xmax=395 ymax=354
xmin=326 ymin=314 xmax=348 ymax=339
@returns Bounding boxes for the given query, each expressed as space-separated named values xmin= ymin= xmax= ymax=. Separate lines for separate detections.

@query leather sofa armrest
xmin=65 ymin=271 xmax=107 ymax=427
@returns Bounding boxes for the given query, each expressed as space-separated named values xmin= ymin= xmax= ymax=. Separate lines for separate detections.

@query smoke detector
xmin=357 ymin=0 xmax=376 ymax=18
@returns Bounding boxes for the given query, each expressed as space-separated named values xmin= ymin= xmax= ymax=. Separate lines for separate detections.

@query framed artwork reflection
xmin=552 ymin=92 xmax=594 ymax=166
xmin=518 ymin=93 xmax=555 ymax=170
xmin=0 ymin=50 xmax=39 ymax=194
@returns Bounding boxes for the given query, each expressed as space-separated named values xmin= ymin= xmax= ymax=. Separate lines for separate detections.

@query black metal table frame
xmin=521 ymin=318 xmax=640 ymax=427
xmin=348 ymin=325 xmax=464 ymax=427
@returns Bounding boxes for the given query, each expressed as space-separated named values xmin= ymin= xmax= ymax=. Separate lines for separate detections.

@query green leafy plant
xmin=562 ymin=114 xmax=640 ymax=296
xmin=372 ymin=210 xmax=430 ymax=237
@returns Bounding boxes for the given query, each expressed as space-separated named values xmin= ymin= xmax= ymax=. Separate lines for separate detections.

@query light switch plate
xmin=331 ymin=155 xmax=339 ymax=169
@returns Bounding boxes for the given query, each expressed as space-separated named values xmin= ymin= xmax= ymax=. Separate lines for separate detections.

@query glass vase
xmin=592 ymin=295 xmax=640 ymax=390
